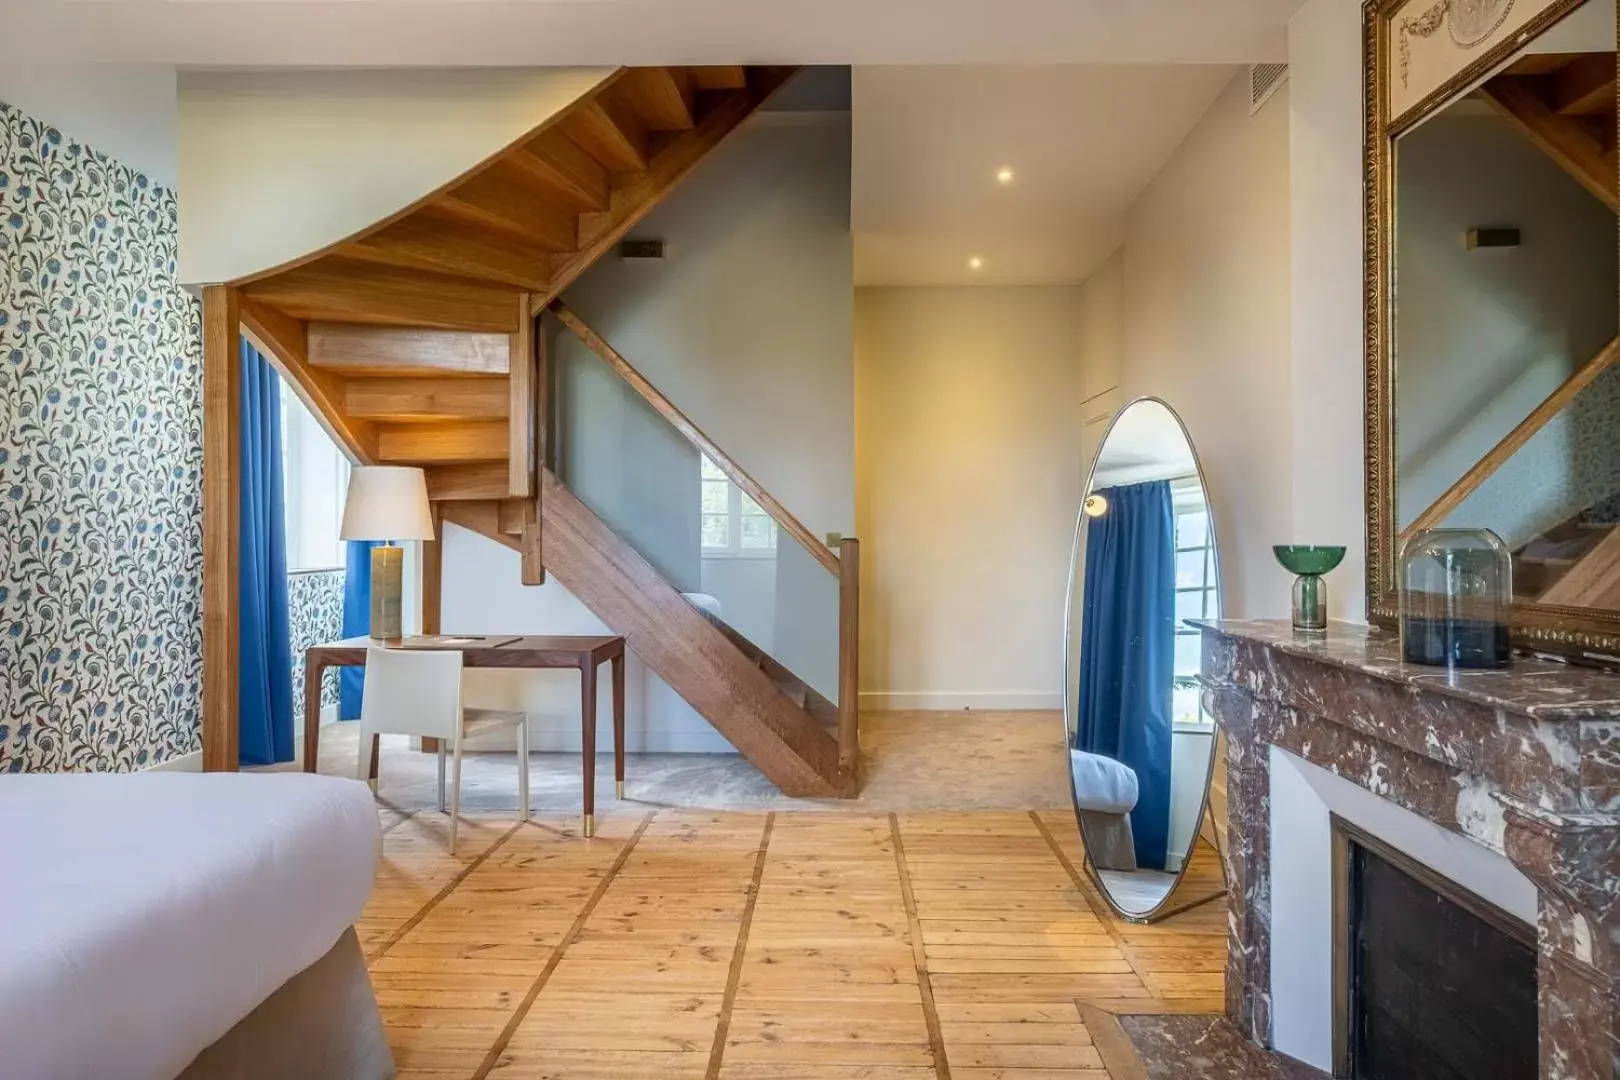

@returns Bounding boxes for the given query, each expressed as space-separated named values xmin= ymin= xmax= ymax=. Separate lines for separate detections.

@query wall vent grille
xmin=1250 ymin=63 xmax=1289 ymax=116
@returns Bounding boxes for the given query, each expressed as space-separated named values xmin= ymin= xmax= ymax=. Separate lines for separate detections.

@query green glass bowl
xmin=1273 ymin=545 xmax=1347 ymax=576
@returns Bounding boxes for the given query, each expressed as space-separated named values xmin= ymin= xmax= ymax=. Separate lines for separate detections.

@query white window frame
xmin=280 ymin=380 xmax=351 ymax=574
xmin=1172 ymin=479 xmax=1218 ymax=731
xmin=700 ymin=455 xmax=777 ymax=559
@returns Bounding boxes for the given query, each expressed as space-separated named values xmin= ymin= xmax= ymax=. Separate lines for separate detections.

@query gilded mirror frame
xmin=1363 ymin=0 xmax=1620 ymax=660
xmin=1063 ymin=395 xmax=1229 ymax=924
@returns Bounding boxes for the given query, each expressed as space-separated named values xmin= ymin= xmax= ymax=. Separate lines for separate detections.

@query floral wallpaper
xmin=288 ymin=568 xmax=345 ymax=724
xmin=0 ymin=100 xmax=204 ymax=772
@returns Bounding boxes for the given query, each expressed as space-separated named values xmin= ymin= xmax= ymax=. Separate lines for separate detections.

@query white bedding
xmin=1069 ymin=748 xmax=1139 ymax=814
xmin=0 ymin=772 xmax=380 ymax=1080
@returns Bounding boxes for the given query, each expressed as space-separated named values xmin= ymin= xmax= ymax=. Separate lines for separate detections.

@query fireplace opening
xmin=1332 ymin=817 xmax=1536 ymax=1080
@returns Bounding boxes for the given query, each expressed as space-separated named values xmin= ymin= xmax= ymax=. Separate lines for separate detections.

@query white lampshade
xmin=340 ymin=467 xmax=435 ymax=542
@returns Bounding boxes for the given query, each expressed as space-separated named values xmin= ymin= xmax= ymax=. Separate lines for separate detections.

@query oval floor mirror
xmin=1063 ymin=397 xmax=1228 ymax=923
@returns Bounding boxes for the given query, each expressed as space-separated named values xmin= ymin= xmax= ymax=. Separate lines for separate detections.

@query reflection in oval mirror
xmin=1063 ymin=398 xmax=1226 ymax=922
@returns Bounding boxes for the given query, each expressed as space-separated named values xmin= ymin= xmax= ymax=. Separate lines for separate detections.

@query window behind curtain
xmin=700 ymin=454 xmax=777 ymax=557
xmin=1171 ymin=479 xmax=1217 ymax=728
xmin=280 ymin=381 xmax=351 ymax=571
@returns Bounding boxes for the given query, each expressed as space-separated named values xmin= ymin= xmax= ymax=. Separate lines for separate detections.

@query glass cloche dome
xmin=1399 ymin=528 xmax=1512 ymax=669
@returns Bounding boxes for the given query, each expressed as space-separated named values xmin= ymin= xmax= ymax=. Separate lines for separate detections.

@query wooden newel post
xmin=837 ymin=536 xmax=861 ymax=790
xmin=202 ymin=285 xmax=242 ymax=772
xmin=513 ymin=294 xmax=545 ymax=586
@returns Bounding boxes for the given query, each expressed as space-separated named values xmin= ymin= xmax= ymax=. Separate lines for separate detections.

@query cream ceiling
xmin=11 ymin=0 xmax=1301 ymax=66
xmin=853 ymin=64 xmax=1242 ymax=287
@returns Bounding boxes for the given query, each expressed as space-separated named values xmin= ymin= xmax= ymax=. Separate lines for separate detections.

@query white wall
xmin=440 ymin=523 xmax=730 ymax=753
xmin=1167 ymin=728 xmax=1215 ymax=871
xmin=700 ymin=557 xmax=777 ymax=651
xmin=555 ymin=341 xmax=703 ymax=591
xmin=0 ymin=65 xmax=178 ymax=186
xmin=1077 ymin=69 xmax=1295 ymax=620
xmin=1289 ymin=0 xmax=1367 ymax=619
xmin=176 ymin=67 xmax=611 ymax=284
xmin=855 ymin=284 xmax=1083 ymax=710
xmin=1076 ymin=250 xmax=1126 ymax=406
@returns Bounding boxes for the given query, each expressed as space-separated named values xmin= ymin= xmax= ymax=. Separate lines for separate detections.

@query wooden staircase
xmin=199 ymin=66 xmax=860 ymax=796
xmin=1515 ymin=513 xmax=1620 ymax=607
xmin=1478 ymin=50 xmax=1617 ymax=212
xmin=444 ymin=472 xmax=845 ymax=796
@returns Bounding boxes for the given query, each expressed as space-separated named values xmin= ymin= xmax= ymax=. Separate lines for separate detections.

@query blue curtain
xmin=1076 ymin=480 xmax=1176 ymax=870
xmin=237 ymin=339 xmax=295 ymax=766
xmin=339 ymin=540 xmax=378 ymax=720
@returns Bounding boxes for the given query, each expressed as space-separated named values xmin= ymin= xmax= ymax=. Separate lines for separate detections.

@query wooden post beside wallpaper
xmin=201 ymin=285 xmax=242 ymax=772
xmin=838 ymin=536 xmax=861 ymax=789
xmin=514 ymin=294 xmax=544 ymax=585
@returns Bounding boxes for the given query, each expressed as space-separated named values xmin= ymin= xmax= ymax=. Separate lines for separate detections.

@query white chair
xmin=357 ymin=646 xmax=530 ymax=854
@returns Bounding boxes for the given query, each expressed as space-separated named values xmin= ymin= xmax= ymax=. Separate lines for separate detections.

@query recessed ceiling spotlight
xmin=968 ymin=256 xmax=983 ymax=270
xmin=996 ymin=166 xmax=1015 ymax=185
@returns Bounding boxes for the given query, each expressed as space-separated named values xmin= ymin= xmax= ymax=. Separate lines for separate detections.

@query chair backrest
xmin=359 ymin=647 xmax=463 ymax=740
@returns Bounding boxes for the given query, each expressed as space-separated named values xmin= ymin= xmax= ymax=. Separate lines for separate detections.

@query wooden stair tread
xmin=243 ymin=258 xmax=524 ymax=332
xmin=377 ymin=420 xmax=508 ymax=463
xmin=509 ymin=134 xmax=611 ymax=212
xmin=614 ymin=68 xmax=697 ymax=132
xmin=309 ymin=323 xmax=511 ymax=377
xmin=425 ymin=462 xmax=509 ymax=501
xmin=560 ymin=97 xmax=650 ymax=175
xmin=345 ymin=376 xmax=509 ymax=422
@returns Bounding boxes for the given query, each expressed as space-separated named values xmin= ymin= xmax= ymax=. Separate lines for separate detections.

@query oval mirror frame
xmin=1062 ymin=396 xmax=1228 ymax=923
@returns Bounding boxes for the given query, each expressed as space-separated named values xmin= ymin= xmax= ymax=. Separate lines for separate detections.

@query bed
xmin=0 ymin=771 xmax=392 ymax=1080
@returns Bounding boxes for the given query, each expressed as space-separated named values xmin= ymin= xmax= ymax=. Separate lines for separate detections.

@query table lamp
xmin=340 ymin=466 xmax=435 ymax=640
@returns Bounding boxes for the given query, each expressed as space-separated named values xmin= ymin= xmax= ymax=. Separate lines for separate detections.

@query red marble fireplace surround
xmin=1201 ymin=619 xmax=1620 ymax=1080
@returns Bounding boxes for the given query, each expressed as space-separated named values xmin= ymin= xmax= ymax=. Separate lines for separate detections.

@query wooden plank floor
xmin=357 ymin=809 xmax=1227 ymax=1080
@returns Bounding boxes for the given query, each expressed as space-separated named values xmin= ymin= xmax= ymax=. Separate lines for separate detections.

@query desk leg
xmin=303 ymin=658 xmax=326 ymax=774
xmin=611 ymin=651 xmax=626 ymax=800
xmin=581 ymin=662 xmax=599 ymax=838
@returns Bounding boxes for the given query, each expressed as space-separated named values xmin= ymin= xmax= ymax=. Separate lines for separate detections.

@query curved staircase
xmin=199 ymin=66 xmax=859 ymax=796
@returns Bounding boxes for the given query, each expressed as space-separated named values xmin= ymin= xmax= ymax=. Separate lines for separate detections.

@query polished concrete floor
xmin=302 ymin=709 xmax=1075 ymax=813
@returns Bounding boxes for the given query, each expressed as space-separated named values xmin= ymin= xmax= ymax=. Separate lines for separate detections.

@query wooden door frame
xmin=201 ymin=285 xmax=241 ymax=771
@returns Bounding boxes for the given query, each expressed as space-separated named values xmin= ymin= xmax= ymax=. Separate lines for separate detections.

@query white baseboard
xmin=455 ymin=720 xmax=736 ymax=755
xmin=144 ymin=750 xmax=203 ymax=772
xmin=150 ymin=704 xmax=338 ymax=774
xmin=858 ymin=691 xmax=1062 ymax=712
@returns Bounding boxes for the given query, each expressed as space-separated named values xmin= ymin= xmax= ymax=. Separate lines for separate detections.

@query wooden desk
xmin=303 ymin=635 xmax=627 ymax=836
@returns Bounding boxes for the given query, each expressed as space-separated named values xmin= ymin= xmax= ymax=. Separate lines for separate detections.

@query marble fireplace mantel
xmin=1199 ymin=618 xmax=1620 ymax=1080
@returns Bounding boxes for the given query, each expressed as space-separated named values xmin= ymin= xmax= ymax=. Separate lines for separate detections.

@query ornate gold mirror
xmin=1366 ymin=0 xmax=1620 ymax=659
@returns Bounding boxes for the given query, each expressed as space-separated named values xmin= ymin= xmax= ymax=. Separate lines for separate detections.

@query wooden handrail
xmin=837 ymin=536 xmax=861 ymax=789
xmin=1402 ymin=335 xmax=1620 ymax=544
xmin=549 ymin=298 xmax=841 ymax=575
